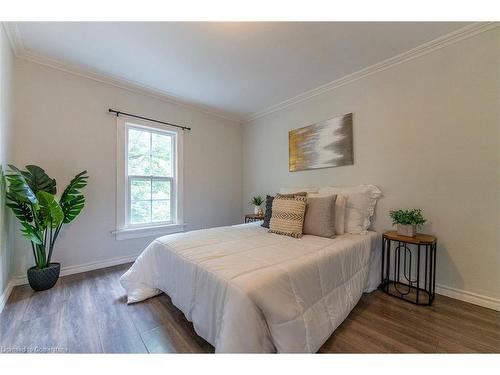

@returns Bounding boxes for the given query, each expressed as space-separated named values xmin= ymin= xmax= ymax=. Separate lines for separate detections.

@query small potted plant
xmin=389 ymin=208 xmax=426 ymax=237
xmin=5 ymin=165 xmax=88 ymax=291
xmin=249 ymin=196 xmax=264 ymax=215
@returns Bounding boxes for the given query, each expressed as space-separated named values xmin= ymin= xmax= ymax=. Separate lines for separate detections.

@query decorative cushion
xmin=307 ymin=193 xmax=347 ymax=235
xmin=269 ymin=195 xmax=307 ymax=238
xmin=275 ymin=191 xmax=307 ymax=199
xmin=261 ymin=195 xmax=274 ymax=228
xmin=303 ymin=195 xmax=337 ymax=238
xmin=262 ymin=192 xmax=306 ymax=229
xmin=317 ymin=185 xmax=382 ymax=234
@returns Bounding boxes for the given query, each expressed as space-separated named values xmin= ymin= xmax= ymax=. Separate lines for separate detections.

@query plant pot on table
xmin=397 ymin=224 xmax=416 ymax=237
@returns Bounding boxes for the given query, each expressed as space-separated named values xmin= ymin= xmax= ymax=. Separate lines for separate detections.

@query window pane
xmin=130 ymin=178 xmax=151 ymax=201
xmin=130 ymin=200 xmax=151 ymax=224
xmin=152 ymin=200 xmax=170 ymax=222
xmin=130 ymin=178 xmax=151 ymax=225
xmin=151 ymin=133 xmax=172 ymax=176
xmin=152 ymin=179 xmax=170 ymax=200
xmin=128 ymin=128 xmax=151 ymax=175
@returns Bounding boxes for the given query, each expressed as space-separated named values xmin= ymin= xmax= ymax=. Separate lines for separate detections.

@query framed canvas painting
xmin=289 ymin=113 xmax=353 ymax=172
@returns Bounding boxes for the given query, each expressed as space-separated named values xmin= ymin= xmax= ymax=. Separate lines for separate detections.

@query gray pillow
xmin=303 ymin=195 xmax=337 ymax=238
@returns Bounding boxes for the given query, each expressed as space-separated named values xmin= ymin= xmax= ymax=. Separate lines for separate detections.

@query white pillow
xmin=317 ymin=185 xmax=382 ymax=234
xmin=334 ymin=195 xmax=347 ymax=235
xmin=307 ymin=192 xmax=347 ymax=235
xmin=279 ymin=187 xmax=319 ymax=194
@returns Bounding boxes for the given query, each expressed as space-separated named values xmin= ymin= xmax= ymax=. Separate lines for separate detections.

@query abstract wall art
xmin=288 ymin=113 xmax=353 ymax=172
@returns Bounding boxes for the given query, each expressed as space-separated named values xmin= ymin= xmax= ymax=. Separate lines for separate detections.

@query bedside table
xmin=380 ymin=231 xmax=437 ymax=305
xmin=245 ymin=214 xmax=264 ymax=223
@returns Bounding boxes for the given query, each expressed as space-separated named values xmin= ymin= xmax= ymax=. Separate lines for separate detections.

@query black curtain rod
xmin=108 ymin=109 xmax=191 ymax=131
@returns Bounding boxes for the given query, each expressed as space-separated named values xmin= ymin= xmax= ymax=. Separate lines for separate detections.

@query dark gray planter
xmin=27 ymin=263 xmax=61 ymax=291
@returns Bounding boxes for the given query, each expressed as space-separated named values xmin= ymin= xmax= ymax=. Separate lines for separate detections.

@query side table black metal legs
xmin=380 ymin=234 xmax=437 ymax=305
xmin=245 ymin=215 xmax=264 ymax=223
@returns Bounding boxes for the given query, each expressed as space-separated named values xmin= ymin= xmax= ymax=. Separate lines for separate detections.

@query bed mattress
xmin=120 ymin=222 xmax=381 ymax=353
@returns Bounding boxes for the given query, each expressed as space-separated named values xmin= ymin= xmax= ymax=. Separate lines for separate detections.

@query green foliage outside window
xmin=128 ymin=127 xmax=173 ymax=224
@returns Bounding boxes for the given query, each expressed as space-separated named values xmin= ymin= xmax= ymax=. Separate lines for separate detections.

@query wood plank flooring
xmin=0 ymin=263 xmax=498 ymax=353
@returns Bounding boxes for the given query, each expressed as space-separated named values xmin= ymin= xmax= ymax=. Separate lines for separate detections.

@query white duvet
xmin=120 ymin=222 xmax=381 ymax=353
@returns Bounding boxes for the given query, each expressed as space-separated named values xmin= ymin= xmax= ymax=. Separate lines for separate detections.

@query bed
xmin=120 ymin=221 xmax=381 ymax=353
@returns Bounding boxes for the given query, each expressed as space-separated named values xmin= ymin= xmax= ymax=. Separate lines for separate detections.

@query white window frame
xmin=114 ymin=116 xmax=184 ymax=240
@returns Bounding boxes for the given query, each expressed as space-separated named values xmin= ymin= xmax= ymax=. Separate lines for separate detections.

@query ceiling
xmin=8 ymin=22 xmax=472 ymax=122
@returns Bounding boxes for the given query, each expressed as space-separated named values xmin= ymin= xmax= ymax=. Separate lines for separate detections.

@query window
xmin=115 ymin=117 xmax=184 ymax=240
xmin=128 ymin=126 xmax=175 ymax=225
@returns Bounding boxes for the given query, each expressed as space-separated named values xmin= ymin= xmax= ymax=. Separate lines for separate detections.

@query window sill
xmin=113 ymin=223 xmax=186 ymax=240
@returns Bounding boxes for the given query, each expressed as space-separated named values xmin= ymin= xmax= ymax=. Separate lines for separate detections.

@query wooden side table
xmin=380 ymin=231 xmax=437 ymax=305
xmin=245 ymin=214 xmax=264 ymax=223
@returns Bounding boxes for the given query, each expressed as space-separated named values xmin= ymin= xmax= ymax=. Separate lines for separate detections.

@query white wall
xmin=0 ymin=26 xmax=14 ymax=303
xmin=11 ymin=59 xmax=243 ymax=278
xmin=243 ymin=29 xmax=500 ymax=304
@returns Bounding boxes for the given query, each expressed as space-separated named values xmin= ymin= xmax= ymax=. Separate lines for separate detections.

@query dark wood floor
xmin=0 ymin=263 xmax=498 ymax=353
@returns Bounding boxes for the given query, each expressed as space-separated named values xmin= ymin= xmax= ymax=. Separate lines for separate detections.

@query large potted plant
xmin=5 ymin=165 xmax=88 ymax=291
xmin=389 ymin=208 xmax=426 ymax=237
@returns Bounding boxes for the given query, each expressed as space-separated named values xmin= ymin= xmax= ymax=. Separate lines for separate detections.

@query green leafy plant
xmin=249 ymin=196 xmax=264 ymax=206
xmin=5 ymin=165 xmax=88 ymax=269
xmin=389 ymin=208 xmax=426 ymax=227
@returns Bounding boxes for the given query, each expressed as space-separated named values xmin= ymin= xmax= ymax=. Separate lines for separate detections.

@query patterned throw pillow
xmin=261 ymin=195 xmax=275 ymax=228
xmin=261 ymin=192 xmax=306 ymax=229
xmin=269 ymin=195 xmax=307 ymax=238
xmin=275 ymin=192 xmax=307 ymax=199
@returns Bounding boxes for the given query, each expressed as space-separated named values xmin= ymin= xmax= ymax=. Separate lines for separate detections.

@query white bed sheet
xmin=120 ymin=222 xmax=381 ymax=353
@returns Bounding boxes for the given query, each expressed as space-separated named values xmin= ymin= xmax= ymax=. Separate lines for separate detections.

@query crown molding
xmin=4 ymin=22 xmax=497 ymax=125
xmin=2 ymin=21 xmax=24 ymax=55
xmin=244 ymin=22 xmax=499 ymax=123
xmin=2 ymin=22 xmax=244 ymax=124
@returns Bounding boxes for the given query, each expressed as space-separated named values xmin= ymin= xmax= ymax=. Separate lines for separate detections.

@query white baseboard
xmin=11 ymin=253 xmax=140 ymax=286
xmin=0 ymin=280 xmax=15 ymax=314
xmin=436 ymin=284 xmax=500 ymax=311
